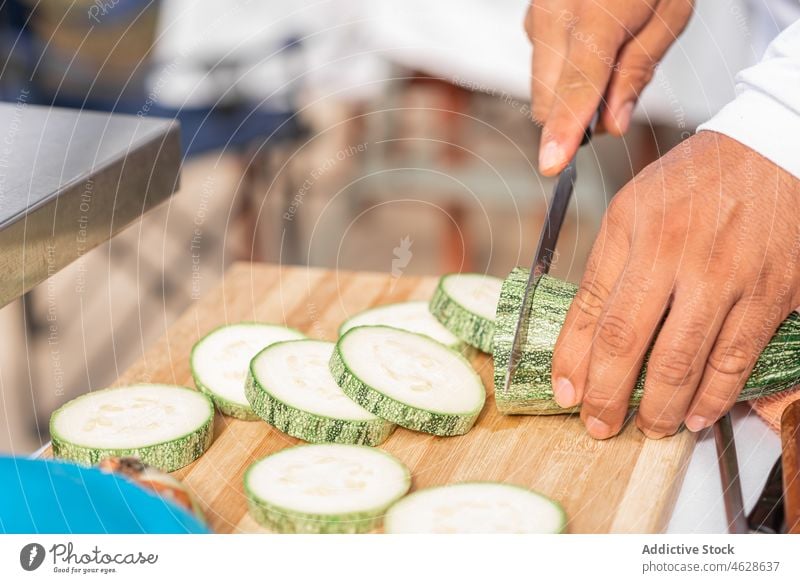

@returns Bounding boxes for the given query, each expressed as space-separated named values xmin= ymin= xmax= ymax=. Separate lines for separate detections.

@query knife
xmin=714 ymin=412 xmax=749 ymax=533
xmin=503 ymin=112 xmax=600 ymax=394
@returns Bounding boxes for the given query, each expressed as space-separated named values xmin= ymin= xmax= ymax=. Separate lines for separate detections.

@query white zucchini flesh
xmin=191 ymin=323 xmax=304 ymax=419
xmin=245 ymin=444 xmax=411 ymax=533
xmin=339 ymin=302 xmax=462 ymax=349
xmin=50 ymin=384 xmax=214 ymax=472
xmin=442 ymin=274 xmax=502 ymax=321
xmin=330 ymin=326 xmax=485 ymax=436
xmin=384 ymin=482 xmax=566 ymax=534
xmin=429 ymin=273 xmax=504 ymax=352
xmin=246 ymin=340 xmax=394 ymax=445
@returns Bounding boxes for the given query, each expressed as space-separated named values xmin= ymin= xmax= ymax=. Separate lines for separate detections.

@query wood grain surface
xmin=53 ymin=262 xmax=697 ymax=533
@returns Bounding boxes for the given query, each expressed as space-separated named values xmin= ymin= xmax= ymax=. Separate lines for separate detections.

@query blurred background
xmin=0 ymin=0 xmax=785 ymax=453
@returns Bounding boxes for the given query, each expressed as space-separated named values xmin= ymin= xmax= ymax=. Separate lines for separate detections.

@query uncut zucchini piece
xmin=245 ymin=339 xmax=395 ymax=446
xmin=429 ymin=273 xmax=503 ymax=352
xmin=339 ymin=301 xmax=465 ymax=351
xmin=50 ymin=384 xmax=214 ymax=472
xmin=244 ymin=443 xmax=411 ymax=533
xmin=494 ymin=267 xmax=800 ymax=415
xmin=330 ymin=326 xmax=486 ymax=436
xmin=191 ymin=323 xmax=304 ymax=420
xmin=384 ymin=482 xmax=566 ymax=533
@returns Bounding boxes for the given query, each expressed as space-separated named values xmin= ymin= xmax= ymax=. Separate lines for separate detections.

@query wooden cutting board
xmin=53 ymin=262 xmax=697 ymax=533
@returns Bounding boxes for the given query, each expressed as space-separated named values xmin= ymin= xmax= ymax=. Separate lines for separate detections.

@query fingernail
xmin=553 ymin=377 xmax=577 ymax=408
xmin=539 ymin=140 xmax=565 ymax=173
xmin=585 ymin=416 xmax=613 ymax=440
xmin=615 ymin=101 xmax=634 ymax=134
xmin=685 ymin=415 xmax=710 ymax=433
xmin=640 ymin=427 xmax=667 ymax=440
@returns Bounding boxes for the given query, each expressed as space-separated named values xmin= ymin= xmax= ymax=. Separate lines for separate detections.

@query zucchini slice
xmin=494 ymin=267 xmax=800 ymax=414
xmin=339 ymin=301 xmax=464 ymax=351
xmin=384 ymin=482 xmax=566 ymax=533
xmin=330 ymin=326 xmax=486 ymax=436
xmin=50 ymin=384 xmax=214 ymax=472
xmin=244 ymin=443 xmax=411 ymax=533
xmin=429 ymin=273 xmax=503 ymax=352
xmin=245 ymin=340 xmax=395 ymax=446
xmin=191 ymin=323 xmax=304 ymax=420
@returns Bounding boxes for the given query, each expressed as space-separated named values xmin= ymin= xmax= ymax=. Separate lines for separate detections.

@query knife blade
xmin=503 ymin=113 xmax=600 ymax=394
xmin=713 ymin=412 xmax=749 ymax=533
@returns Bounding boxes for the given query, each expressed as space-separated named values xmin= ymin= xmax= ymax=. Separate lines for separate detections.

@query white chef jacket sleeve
xmin=697 ymin=19 xmax=800 ymax=179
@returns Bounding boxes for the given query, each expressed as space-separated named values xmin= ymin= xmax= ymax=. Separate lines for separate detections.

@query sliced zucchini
xmin=50 ymin=384 xmax=214 ymax=472
xmin=330 ymin=326 xmax=486 ymax=436
xmin=191 ymin=323 xmax=304 ymax=420
xmin=245 ymin=340 xmax=395 ymax=446
xmin=494 ymin=267 xmax=800 ymax=414
xmin=384 ymin=482 xmax=566 ymax=533
xmin=429 ymin=273 xmax=503 ymax=352
xmin=339 ymin=301 xmax=464 ymax=351
xmin=244 ymin=443 xmax=411 ymax=533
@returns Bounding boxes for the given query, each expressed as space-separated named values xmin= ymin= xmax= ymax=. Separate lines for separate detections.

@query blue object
xmin=0 ymin=457 xmax=209 ymax=534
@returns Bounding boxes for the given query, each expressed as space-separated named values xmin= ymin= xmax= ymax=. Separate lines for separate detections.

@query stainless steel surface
xmin=0 ymin=103 xmax=180 ymax=309
xmin=503 ymin=113 xmax=599 ymax=395
xmin=714 ymin=413 xmax=749 ymax=533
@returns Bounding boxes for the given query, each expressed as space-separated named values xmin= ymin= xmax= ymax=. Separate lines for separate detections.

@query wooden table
xmin=73 ymin=262 xmax=697 ymax=533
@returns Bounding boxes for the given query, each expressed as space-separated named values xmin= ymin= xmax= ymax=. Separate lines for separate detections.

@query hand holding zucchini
xmin=494 ymin=267 xmax=800 ymax=415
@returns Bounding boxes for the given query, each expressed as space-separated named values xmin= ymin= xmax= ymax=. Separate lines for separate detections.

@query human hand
xmin=550 ymin=132 xmax=800 ymax=439
xmin=524 ymin=0 xmax=694 ymax=175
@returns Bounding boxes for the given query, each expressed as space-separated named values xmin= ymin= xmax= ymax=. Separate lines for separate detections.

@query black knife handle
xmin=747 ymin=456 xmax=785 ymax=534
xmin=580 ymin=109 xmax=601 ymax=146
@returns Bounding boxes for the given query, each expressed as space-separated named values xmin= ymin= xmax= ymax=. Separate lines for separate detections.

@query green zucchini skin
xmin=190 ymin=322 xmax=305 ymax=421
xmin=51 ymin=425 xmax=213 ymax=473
xmin=244 ymin=367 xmax=395 ymax=447
xmin=494 ymin=267 xmax=800 ymax=415
xmin=244 ymin=444 xmax=411 ymax=533
xmin=329 ymin=330 xmax=485 ymax=436
xmin=429 ymin=275 xmax=497 ymax=353
xmin=245 ymin=497 xmax=388 ymax=534
xmin=50 ymin=387 xmax=215 ymax=472
xmin=194 ymin=380 xmax=259 ymax=421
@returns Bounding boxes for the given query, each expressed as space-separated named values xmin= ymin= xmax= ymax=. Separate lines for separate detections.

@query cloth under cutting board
xmin=750 ymin=386 xmax=800 ymax=434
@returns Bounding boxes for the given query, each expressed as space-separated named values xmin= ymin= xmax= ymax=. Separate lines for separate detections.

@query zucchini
xmin=339 ymin=301 xmax=465 ymax=351
xmin=245 ymin=339 xmax=395 ymax=446
xmin=494 ymin=267 xmax=800 ymax=414
xmin=50 ymin=384 xmax=214 ymax=472
xmin=330 ymin=326 xmax=486 ymax=436
xmin=244 ymin=443 xmax=411 ymax=533
xmin=191 ymin=323 xmax=304 ymax=420
xmin=384 ymin=482 xmax=566 ymax=533
xmin=429 ymin=273 xmax=503 ymax=352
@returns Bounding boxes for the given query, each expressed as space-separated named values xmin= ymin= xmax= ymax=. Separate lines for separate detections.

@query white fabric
xmin=698 ymin=18 xmax=800 ymax=179
xmin=668 ymin=404 xmax=781 ymax=534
